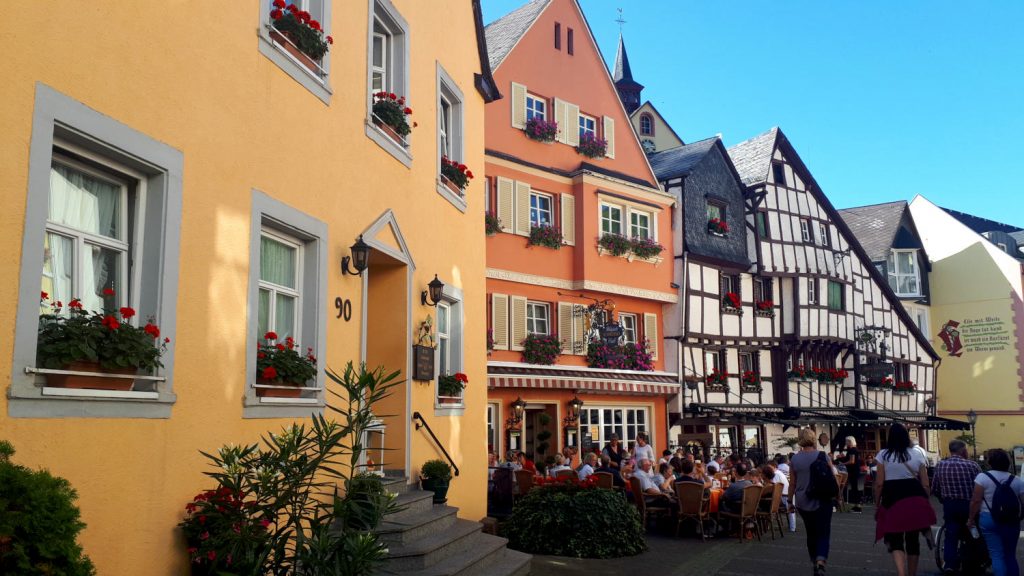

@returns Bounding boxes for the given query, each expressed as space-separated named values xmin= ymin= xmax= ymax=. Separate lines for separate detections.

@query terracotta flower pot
xmin=440 ymin=175 xmax=465 ymax=197
xmin=46 ymin=360 xmax=137 ymax=391
xmin=269 ymin=29 xmax=321 ymax=76
xmin=438 ymin=395 xmax=462 ymax=405
xmin=372 ymin=117 xmax=406 ymax=145
xmin=256 ymin=377 xmax=304 ymax=398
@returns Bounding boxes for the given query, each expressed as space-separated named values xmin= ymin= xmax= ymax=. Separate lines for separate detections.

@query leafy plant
xmin=586 ymin=338 xmax=654 ymax=371
xmin=598 ymin=233 xmax=631 ymax=256
xmin=440 ymin=156 xmax=474 ymax=191
xmin=0 ymin=440 xmax=96 ymax=575
xmin=256 ymin=332 xmax=317 ymax=385
xmin=705 ymin=368 xmax=729 ymax=390
xmin=504 ymin=479 xmax=646 ymax=558
xmin=575 ymin=133 xmax=607 ymax=158
xmin=630 ymin=237 xmax=664 ymax=259
xmin=894 ymin=380 xmax=916 ymax=393
xmin=528 ymin=225 xmax=563 ymax=249
xmin=420 ymin=459 xmax=452 ymax=482
xmin=438 ymin=372 xmax=468 ymax=397
xmin=372 ymin=92 xmax=414 ymax=137
xmin=524 ymin=117 xmax=558 ymax=142
xmin=485 ymin=214 xmax=502 ymax=236
xmin=521 ymin=333 xmax=561 ymax=365
xmin=535 ymin=413 xmax=553 ymax=464
xmin=37 ymin=292 xmax=168 ymax=373
xmin=269 ymin=0 xmax=332 ymax=60
xmin=708 ymin=218 xmax=729 ymax=235
xmin=180 ymin=362 xmax=402 ymax=575
xmin=723 ymin=292 xmax=742 ymax=310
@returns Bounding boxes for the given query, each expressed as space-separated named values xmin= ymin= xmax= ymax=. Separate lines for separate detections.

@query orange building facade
xmin=482 ymin=0 xmax=679 ymax=464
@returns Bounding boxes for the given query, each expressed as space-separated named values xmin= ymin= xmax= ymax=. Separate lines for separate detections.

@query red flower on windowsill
xmin=708 ymin=218 xmax=729 ymax=235
xmin=723 ymin=292 xmax=742 ymax=309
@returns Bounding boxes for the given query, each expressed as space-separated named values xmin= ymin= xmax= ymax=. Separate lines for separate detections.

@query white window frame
xmin=640 ymin=113 xmax=653 ymax=136
xmin=530 ymin=192 xmax=553 ymax=228
xmin=258 ymin=0 xmax=333 ymax=103
xmin=706 ymin=203 xmax=723 ymax=222
xmin=800 ymin=219 xmax=811 ymax=243
xmin=629 ymin=209 xmax=651 ymax=240
xmin=579 ymin=406 xmax=649 ymax=452
xmin=578 ymin=113 xmax=597 ymax=139
xmin=620 ymin=313 xmax=638 ymax=345
xmin=439 ymin=94 xmax=452 ymax=159
xmin=600 ymin=202 xmax=623 ymax=236
xmin=887 ymin=249 xmax=921 ymax=297
xmin=526 ymin=301 xmax=550 ymax=335
xmin=818 ymin=222 xmax=829 ymax=247
xmin=526 ymin=94 xmax=546 ymax=121
xmin=364 ymin=0 xmax=411 ymax=166
xmin=487 ymin=402 xmax=501 ymax=456
xmin=434 ymin=284 xmax=465 ymax=413
xmin=435 ymin=63 xmax=466 ymax=211
xmin=807 ymin=278 xmax=819 ymax=305
xmin=258 ymin=229 xmax=304 ymax=344
xmin=437 ymin=301 xmax=451 ymax=376
xmin=371 ymin=29 xmax=390 ymax=94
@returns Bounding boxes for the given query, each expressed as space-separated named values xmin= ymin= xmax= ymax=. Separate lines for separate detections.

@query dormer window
xmin=887 ymin=249 xmax=920 ymax=296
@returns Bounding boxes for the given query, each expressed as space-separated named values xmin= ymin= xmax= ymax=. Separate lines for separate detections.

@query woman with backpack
xmin=790 ymin=427 xmax=837 ymax=576
xmin=874 ymin=423 xmax=936 ymax=576
xmin=968 ymin=448 xmax=1024 ymax=576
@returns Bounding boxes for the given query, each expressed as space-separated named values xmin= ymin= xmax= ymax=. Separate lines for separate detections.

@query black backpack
xmin=982 ymin=472 xmax=1023 ymax=524
xmin=806 ymin=452 xmax=839 ymax=501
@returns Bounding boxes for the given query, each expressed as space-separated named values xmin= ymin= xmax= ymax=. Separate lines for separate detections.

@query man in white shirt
xmin=546 ymin=454 xmax=571 ymax=477
xmin=633 ymin=433 xmax=655 ymax=465
xmin=577 ymin=453 xmax=598 ymax=481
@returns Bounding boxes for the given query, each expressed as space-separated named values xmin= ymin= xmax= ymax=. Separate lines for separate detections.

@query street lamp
xmin=967 ymin=408 xmax=978 ymax=460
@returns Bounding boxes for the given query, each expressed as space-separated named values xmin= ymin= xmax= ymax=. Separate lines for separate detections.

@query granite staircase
xmin=374 ymin=476 xmax=531 ymax=576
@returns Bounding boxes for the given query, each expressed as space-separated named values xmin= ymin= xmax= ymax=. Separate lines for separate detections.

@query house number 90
xmin=335 ymin=297 xmax=352 ymax=321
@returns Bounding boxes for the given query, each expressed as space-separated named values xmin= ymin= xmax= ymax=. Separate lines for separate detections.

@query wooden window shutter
xmin=511 ymin=82 xmax=527 ymax=129
xmin=491 ymin=293 xmax=510 ymax=350
xmin=603 ymin=116 xmax=616 ymax=158
xmin=574 ymin=307 xmax=587 ymax=355
xmin=510 ymin=296 xmax=528 ymax=351
xmin=566 ymin=102 xmax=580 ymax=147
xmin=643 ymin=312 xmax=658 ymax=360
xmin=553 ymin=98 xmax=567 ymax=144
xmin=560 ymin=193 xmax=575 ymax=246
xmin=514 ymin=180 xmax=531 ymax=236
xmin=558 ymin=302 xmax=574 ymax=354
xmin=496 ymin=177 xmax=514 ymax=233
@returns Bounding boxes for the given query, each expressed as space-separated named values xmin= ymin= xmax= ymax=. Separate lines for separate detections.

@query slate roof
xmin=726 ymin=127 xmax=778 ymax=186
xmin=837 ymin=201 xmax=908 ymax=263
xmin=613 ymin=34 xmax=641 ymax=88
xmin=648 ymin=136 xmax=718 ymax=179
xmin=940 ymin=207 xmax=1022 ymax=235
xmin=484 ymin=0 xmax=551 ymax=71
xmin=1009 ymin=230 xmax=1024 ymax=244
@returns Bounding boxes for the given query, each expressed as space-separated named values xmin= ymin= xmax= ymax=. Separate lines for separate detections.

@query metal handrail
xmin=412 ymin=411 xmax=460 ymax=477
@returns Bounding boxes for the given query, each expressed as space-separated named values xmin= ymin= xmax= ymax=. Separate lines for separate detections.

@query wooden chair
xmin=554 ymin=469 xmax=575 ymax=480
xmin=755 ymin=482 xmax=785 ymax=540
xmin=593 ymin=471 xmax=614 ymax=489
xmin=716 ymin=485 xmax=763 ymax=543
xmin=629 ymin=476 xmax=672 ymax=532
xmin=674 ymin=482 xmax=711 ymax=541
xmin=835 ymin=471 xmax=848 ymax=512
xmin=513 ymin=469 xmax=534 ymax=500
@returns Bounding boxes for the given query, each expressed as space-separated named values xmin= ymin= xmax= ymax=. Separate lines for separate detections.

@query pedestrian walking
xmin=967 ymin=448 xmax=1024 ymax=576
xmin=790 ymin=427 xmax=836 ymax=575
xmin=931 ymin=438 xmax=982 ymax=573
xmin=874 ymin=423 xmax=936 ymax=576
xmin=837 ymin=436 xmax=863 ymax=512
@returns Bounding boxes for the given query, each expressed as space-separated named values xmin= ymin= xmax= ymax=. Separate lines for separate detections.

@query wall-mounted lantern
xmin=421 ymin=275 xmax=445 ymax=307
xmin=341 ymin=235 xmax=371 ymax=276
xmin=510 ymin=396 xmax=527 ymax=425
xmin=567 ymin=395 xmax=584 ymax=422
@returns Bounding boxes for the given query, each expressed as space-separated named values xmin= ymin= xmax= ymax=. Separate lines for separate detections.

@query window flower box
xmin=722 ymin=292 xmax=743 ymax=315
xmin=269 ymin=1 xmax=332 ymax=76
xmin=485 ymin=214 xmax=502 ymax=236
xmin=586 ymin=338 xmax=654 ymax=371
xmin=754 ymin=300 xmax=775 ymax=318
xmin=521 ymin=333 xmax=561 ymax=365
xmin=255 ymin=331 xmax=316 ymax=397
xmin=529 ymin=225 xmax=563 ymax=249
xmin=740 ymin=371 xmax=762 ymax=393
xmin=866 ymin=377 xmax=894 ymax=390
xmin=575 ymin=133 xmax=607 ymax=158
xmin=524 ymin=117 xmax=558 ymax=143
xmin=705 ymin=369 xmax=729 ymax=393
xmin=36 ymin=292 xmax=168 ymax=392
xmin=893 ymin=381 xmax=916 ymax=395
xmin=630 ymin=237 xmax=664 ymax=260
xmin=372 ymin=92 xmax=415 ymax=145
xmin=812 ymin=367 xmax=849 ymax=384
xmin=440 ymin=156 xmax=473 ymax=196
xmin=598 ymin=233 xmax=631 ymax=257
xmin=438 ymin=372 xmax=467 ymax=404
xmin=787 ymin=366 xmax=812 ymax=382
xmin=708 ymin=218 xmax=729 ymax=236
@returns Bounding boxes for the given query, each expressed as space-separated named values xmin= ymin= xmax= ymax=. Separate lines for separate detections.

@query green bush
xmin=0 ymin=440 xmax=96 ymax=575
xmin=420 ymin=459 xmax=452 ymax=482
xmin=504 ymin=482 xmax=646 ymax=558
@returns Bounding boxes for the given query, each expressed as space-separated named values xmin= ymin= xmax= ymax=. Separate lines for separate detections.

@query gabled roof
xmin=837 ymin=201 xmax=909 ymax=263
xmin=631 ymin=100 xmax=685 ymax=148
xmin=472 ymin=0 xmax=502 ymax=102
xmin=484 ymin=0 xmax=551 ymax=71
xmin=648 ymin=136 xmax=718 ymax=178
xmin=940 ymin=207 xmax=1022 ymax=235
xmin=613 ymin=33 xmax=642 ymax=89
xmin=726 ymin=127 xmax=778 ymax=186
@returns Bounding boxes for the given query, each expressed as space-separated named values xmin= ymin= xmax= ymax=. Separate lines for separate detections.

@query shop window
xmin=580 ymin=407 xmax=648 ymax=451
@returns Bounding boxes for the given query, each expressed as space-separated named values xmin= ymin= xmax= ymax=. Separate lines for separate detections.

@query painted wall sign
xmin=939 ymin=317 xmax=1010 ymax=357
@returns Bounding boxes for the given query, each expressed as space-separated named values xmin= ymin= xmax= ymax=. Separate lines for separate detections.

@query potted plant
xmin=705 ymin=368 xmax=729 ymax=391
xmin=521 ymin=333 xmax=561 ymax=365
xmin=741 ymin=370 xmax=762 ymax=392
xmin=440 ymin=156 xmax=474 ymax=196
xmin=437 ymin=372 xmax=468 ymax=404
xmin=575 ymin=133 xmax=607 ymax=158
xmin=420 ymin=459 xmax=453 ymax=504
xmin=485 ymin=214 xmax=502 ymax=236
xmin=867 ymin=377 xmax=894 ymax=390
xmin=268 ymin=0 xmax=332 ymax=75
xmin=524 ymin=117 xmax=558 ymax=143
xmin=37 ymin=292 xmax=169 ymax=391
xmin=630 ymin=237 xmax=664 ymax=260
xmin=787 ymin=365 xmax=810 ymax=382
xmin=708 ymin=218 xmax=729 ymax=236
xmin=893 ymin=380 xmax=916 ymax=395
xmin=486 ymin=329 xmax=495 ymax=354
xmin=683 ymin=375 xmax=700 ymax=390
xmin=722 ymin=292 xmax=743 ymax=314
xmin=528 ymin=224 xmax=563 ymax=249
xmin=755 ymin=300 xmax=774 ymax=317
xmin=598 ymin=233 xmax=631 ymax=256
xmin=372 ymin=92 xmax=415 ymax=143
xmin=586 ymin=338 xmax=654 ymax=371
xmin=255 ymin=332 xmax=317 ymax=397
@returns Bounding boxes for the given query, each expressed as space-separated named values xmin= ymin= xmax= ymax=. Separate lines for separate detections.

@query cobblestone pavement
xmin=528 ymin=504 xmax=1024 ymax=576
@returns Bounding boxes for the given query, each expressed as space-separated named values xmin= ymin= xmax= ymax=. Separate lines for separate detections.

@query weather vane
xmin=615 ymin=8 xmax=626 ymax=32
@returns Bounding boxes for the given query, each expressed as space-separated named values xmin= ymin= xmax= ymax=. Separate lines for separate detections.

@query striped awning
xmin=488 ymin=375 xmax=679 ymax=397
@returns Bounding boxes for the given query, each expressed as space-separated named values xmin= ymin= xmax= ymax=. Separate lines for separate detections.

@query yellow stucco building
xmin=0 ymin=1 xmax=498 ymax=573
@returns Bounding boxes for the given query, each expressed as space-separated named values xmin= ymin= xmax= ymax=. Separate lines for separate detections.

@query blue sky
xmin=483 ymin=1 xmax=1024 ymax=226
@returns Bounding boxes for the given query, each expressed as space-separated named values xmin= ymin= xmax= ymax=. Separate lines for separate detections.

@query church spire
xmin=613 ymin=33 xmax=643 ymax=114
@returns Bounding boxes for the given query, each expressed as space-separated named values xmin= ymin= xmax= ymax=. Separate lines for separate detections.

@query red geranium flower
xmin=455 ymin=372 xmax=469 ymax=383
xmin=403 ymin=107 xmax=412 ymax=115
xmin=288 ymin=4 xmax=299 ymax=13
xmin=40 ymin=291 xmax=48 ymax=301
xmin=326 ymin=35 xmax=333 ymax=44
xmin=389 ymin=93 xmax=397 ymax=100
xmin=270 ymin=8 xmax=282 ymax=19
xmin=466 ymin=171 xmax=474 ymax=179
xmin=144 ymin=323 xmax=160 ymax=338
xmin=264 ymin=331 xmax=278 ymax=341
xmin=272 ymin=0 xmax=286 ymax=7
xmin=102 ymin=315 xmax=120 ymax=330
xmin=68 ymin=298 xmax=83 ymax=309
xmin=262 ymin=366 xmax=278 ymax=380
xmin=275 ymin=343 xmax=285 ymax=351
xmin=119 ymin=306 xmax=136 ymax=319
xmin=103 ymin=288 xmax=115 ymax=296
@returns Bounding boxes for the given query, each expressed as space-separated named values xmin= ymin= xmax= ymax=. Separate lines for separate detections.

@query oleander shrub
xmin=504 ymin=479 xmax=645 ymax=558
xmin=0 ymin=440 xmax=96 ymax=576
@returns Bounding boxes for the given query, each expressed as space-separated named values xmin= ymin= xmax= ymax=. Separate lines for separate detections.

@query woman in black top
xmin=602 ymin=433 xmax=624 ymax=468
xmin=837 ymin=436 xmax=863 ymax=512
